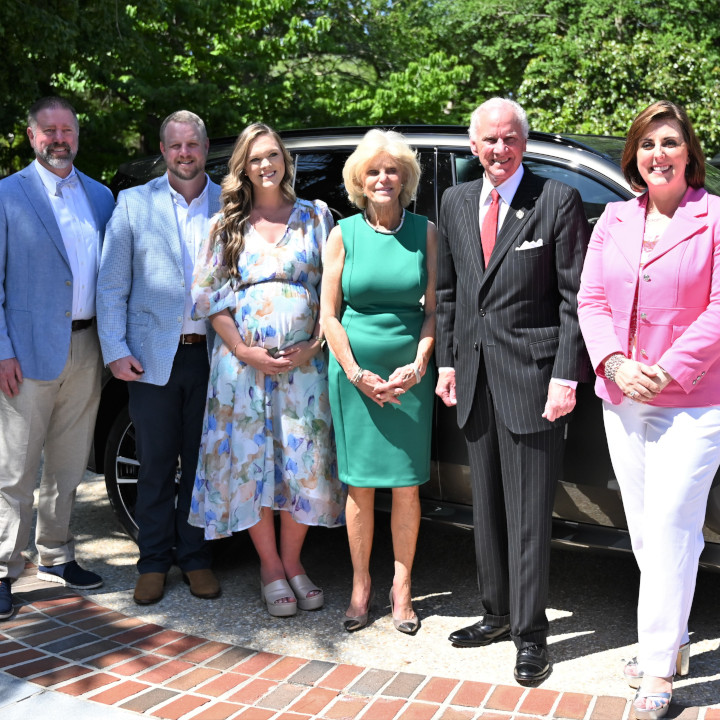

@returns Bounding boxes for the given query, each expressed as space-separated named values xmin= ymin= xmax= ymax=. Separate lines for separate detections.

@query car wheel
xmin=103 ymin=405 xmax=140 ymax=541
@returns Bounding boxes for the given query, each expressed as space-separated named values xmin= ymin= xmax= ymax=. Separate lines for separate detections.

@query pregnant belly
xmin=237 ymin=280 xmax=317 ymax=352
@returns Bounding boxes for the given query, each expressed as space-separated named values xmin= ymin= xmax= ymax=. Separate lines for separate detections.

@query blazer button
xmin=640 ymin=312 xmax=647 ymax=320
xmin=65 ymin=311 xmax=71 ymax=317
xmin=474 ymin=342 xmax=479 ymax=350
xmin=640 ymin=349 xmax=648 ymax=358
xmin=65 ymin=280 xmax=72 ymax=286
xmin=643 ymin=273 xmax=651 ymax=281
xmin=479 ymin=308 xmax=486 ymax=317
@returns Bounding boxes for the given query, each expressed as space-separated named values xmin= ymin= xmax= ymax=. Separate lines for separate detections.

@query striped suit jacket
xmin=435 ymin=167 xmax=590 ymax=433
xmin=97 ymin=175 xmax=221 ymax=386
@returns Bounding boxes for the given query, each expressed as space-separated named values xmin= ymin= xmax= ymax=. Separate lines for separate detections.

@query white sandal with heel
xmin=288 ymin=574 xmax=324 ymax=610
xmin=260 ymin=578 xmax=297 ymax=617
xmin=632 ymin=690 xmax=672 ymax=720
xmin=623 ymin=641 xmax=689 ymax=689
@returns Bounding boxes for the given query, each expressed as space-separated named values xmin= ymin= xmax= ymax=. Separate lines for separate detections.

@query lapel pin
xmin=516 ymin=210 xmax=525 ymax=219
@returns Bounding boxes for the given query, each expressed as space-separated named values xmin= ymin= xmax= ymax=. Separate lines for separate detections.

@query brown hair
xmin=213 ymin=123 xmax=295 ymax=277
xmin=621 ymin=101 xmax=705 ymax=192
xmin=27 ymin=97 xmax=79 ymax=132
xmin=159 ymin=110 xmax=207 ymax=145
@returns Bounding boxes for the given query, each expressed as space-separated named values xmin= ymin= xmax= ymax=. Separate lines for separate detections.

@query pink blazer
xmin=578 ymin=186 xmax=720 ymax=406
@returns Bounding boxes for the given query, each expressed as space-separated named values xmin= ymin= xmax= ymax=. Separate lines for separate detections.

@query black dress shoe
xmin=514 ymin=644 xmax=550 ymax=685
xmin=448 ymin=620 xmax=511 ymax=647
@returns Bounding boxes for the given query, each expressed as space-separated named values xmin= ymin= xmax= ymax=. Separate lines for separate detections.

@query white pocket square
xmin=515 ymin=238 xmax=544 ymax=251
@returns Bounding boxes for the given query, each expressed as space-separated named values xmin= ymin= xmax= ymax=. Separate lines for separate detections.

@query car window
xmin=206 ymin=159 xmax=229 ymax=186
xmin=452 ymin=153 xmax=626 ymax=226
xmin=294 ymin=150 xmax=434 ymax=222
xmin=293 ymin=152 xmax=355 ymax=221
xmin=705 ymin=164 xmax=720 ymax=196
xmin=415 ymin=151 xmax=437 ymax=223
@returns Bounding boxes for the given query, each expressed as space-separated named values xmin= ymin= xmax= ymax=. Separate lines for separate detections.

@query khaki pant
xmin=0 ymin=327 xmax=102 ymax=580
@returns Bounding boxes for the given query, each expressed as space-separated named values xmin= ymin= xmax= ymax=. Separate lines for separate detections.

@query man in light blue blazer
xmin=0 ymin=97 xmax=115 ymax=620
xmin=97 ymin=110 xmax=222 ymax=605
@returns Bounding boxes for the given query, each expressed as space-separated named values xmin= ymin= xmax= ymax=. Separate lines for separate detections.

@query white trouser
xmin=0 ymin=327 xmax=102 ymax=580
xmin=603 ymin=399 xmax=720 ymax=678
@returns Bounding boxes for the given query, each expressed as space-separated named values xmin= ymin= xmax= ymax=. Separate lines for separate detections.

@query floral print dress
xmin=189 ymin=198 xmax=345 ymax=540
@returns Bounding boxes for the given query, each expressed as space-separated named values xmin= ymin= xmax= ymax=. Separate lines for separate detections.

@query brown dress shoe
xmin=183 ymin=569 xmax=221 ymax=599
xmin=134 ymin=572 xmax=166 ymax=605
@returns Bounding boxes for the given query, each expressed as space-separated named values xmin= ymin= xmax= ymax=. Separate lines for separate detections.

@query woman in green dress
xmin=321 ymin=130 xmax=436 ymax=634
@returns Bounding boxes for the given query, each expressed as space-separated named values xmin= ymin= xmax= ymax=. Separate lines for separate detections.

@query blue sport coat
xmin=0 ymin=162 xmax=115 ymax=380
xmin=96 ymin=175 xmax=221 ymax=386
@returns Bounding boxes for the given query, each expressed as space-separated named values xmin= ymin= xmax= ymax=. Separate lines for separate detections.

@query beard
xmin=167 ymin=162 xmax=204 ymax=182
xmin=36 ymin=143 xmax=77 ymax=169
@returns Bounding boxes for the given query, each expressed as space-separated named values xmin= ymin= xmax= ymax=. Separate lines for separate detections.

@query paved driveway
xmin=16 ymin=472 xmax=720 ymax=710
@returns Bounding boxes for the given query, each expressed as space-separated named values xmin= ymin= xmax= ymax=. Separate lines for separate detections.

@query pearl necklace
xmin=363 ymin=208 xmax=405 ymax=234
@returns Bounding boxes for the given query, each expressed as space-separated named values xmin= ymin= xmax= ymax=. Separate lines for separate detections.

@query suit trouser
xmin=603 ymin=399 xmax=720 ymax=678
xmin=0 ymin=327 xmax=102 ymax=581
xmin=128 ymin=343 xmax=210 ymax=575
xmin=464 ymin=369 xmax=563 ymax=649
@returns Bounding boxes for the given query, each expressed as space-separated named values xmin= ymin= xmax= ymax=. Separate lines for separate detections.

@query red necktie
xmin=481 ymin=189 xmax=500 ymax=267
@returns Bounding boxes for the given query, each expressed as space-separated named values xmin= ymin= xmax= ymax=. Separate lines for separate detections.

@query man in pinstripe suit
xmin=435 ymin=98 xmax=589 ymax=684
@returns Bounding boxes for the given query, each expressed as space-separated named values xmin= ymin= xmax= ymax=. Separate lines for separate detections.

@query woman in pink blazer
xmin=578 ymin=101 xmax=720 ymax=719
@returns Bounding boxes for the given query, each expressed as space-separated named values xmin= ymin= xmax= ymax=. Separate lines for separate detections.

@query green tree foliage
xmin=518 ymin=0 xmax=720 ymax=152
xmin=2 ymin=0 xmax=719 ymax=179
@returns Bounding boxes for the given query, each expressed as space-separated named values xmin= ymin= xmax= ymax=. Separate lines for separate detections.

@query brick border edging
xmin=0 ymin=567 xmax=687 ymax=720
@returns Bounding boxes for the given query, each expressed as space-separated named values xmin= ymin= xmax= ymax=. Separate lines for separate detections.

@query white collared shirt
xmin=478 ymin=164 xmax=524 ymax=233
xmin=166 ymin=174 xmax=210 ymax=335
xmin=34 ymin=160 xmax=99 ymax=319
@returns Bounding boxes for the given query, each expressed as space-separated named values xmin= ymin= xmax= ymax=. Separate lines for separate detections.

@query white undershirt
xmin=34 ymin=160 xmax=99 ymax=320
xmin=166 ymin=174 xmax=210 ymax=335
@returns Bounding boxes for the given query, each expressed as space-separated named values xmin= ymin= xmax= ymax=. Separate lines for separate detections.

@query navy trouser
xmin=128 ymin=343 xmax=210 ymax=574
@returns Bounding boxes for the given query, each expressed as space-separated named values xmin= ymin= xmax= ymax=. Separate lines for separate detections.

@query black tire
xmin=103 ymin=405 xmax=140 ymax=542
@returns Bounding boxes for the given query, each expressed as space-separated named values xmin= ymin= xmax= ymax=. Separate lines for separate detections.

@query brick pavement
xmin=0 ymin=565 xmax=711 ymax=720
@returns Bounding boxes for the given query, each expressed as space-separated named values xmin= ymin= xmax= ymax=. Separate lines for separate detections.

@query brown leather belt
xmin=71 ymin=318 xmax=94 ymax=331
xmin=179 ymin=333 xmax=206 ymax=345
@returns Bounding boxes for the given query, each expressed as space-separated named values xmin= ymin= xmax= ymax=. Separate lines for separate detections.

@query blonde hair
xmin=213 ymin=123 xmax=296 ymax=277
xmin=342 ymin=129 xmax=420 ymax=210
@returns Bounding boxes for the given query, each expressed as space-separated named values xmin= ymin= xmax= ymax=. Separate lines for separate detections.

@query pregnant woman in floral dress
xmin=190 ymin=123 xmax=345 ymax=617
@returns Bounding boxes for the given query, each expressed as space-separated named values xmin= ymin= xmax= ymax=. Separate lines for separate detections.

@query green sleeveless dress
xmin=328 ymin=211 xmax=434 ymax=488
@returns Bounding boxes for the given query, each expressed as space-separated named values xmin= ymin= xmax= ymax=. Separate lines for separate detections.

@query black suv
xmin=94 ymin=125 xmax=720 ymax=569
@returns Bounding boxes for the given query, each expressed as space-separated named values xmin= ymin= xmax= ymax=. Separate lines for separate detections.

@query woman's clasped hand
xmin=612 ymin=359 xmax=673 ymax=402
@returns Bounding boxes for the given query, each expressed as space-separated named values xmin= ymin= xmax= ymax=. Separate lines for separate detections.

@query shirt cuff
xmin=551 ymin=377 xmax=577 ymax=390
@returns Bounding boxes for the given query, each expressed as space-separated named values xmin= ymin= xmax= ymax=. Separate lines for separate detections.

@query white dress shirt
xmin=34 ymin=160 xmax=99 ymax=320
xmin=167 ymin=174 xmax=210 ymax=335
xmin=478 ymin=164 xmax=525 ymax=232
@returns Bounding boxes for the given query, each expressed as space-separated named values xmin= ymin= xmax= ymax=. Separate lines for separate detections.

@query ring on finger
xmin=629 ymin=390 xmax=638 ymax=398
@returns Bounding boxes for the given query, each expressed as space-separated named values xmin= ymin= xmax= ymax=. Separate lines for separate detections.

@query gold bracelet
xmin=232 ymin=341 xmax=242 ymax=358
